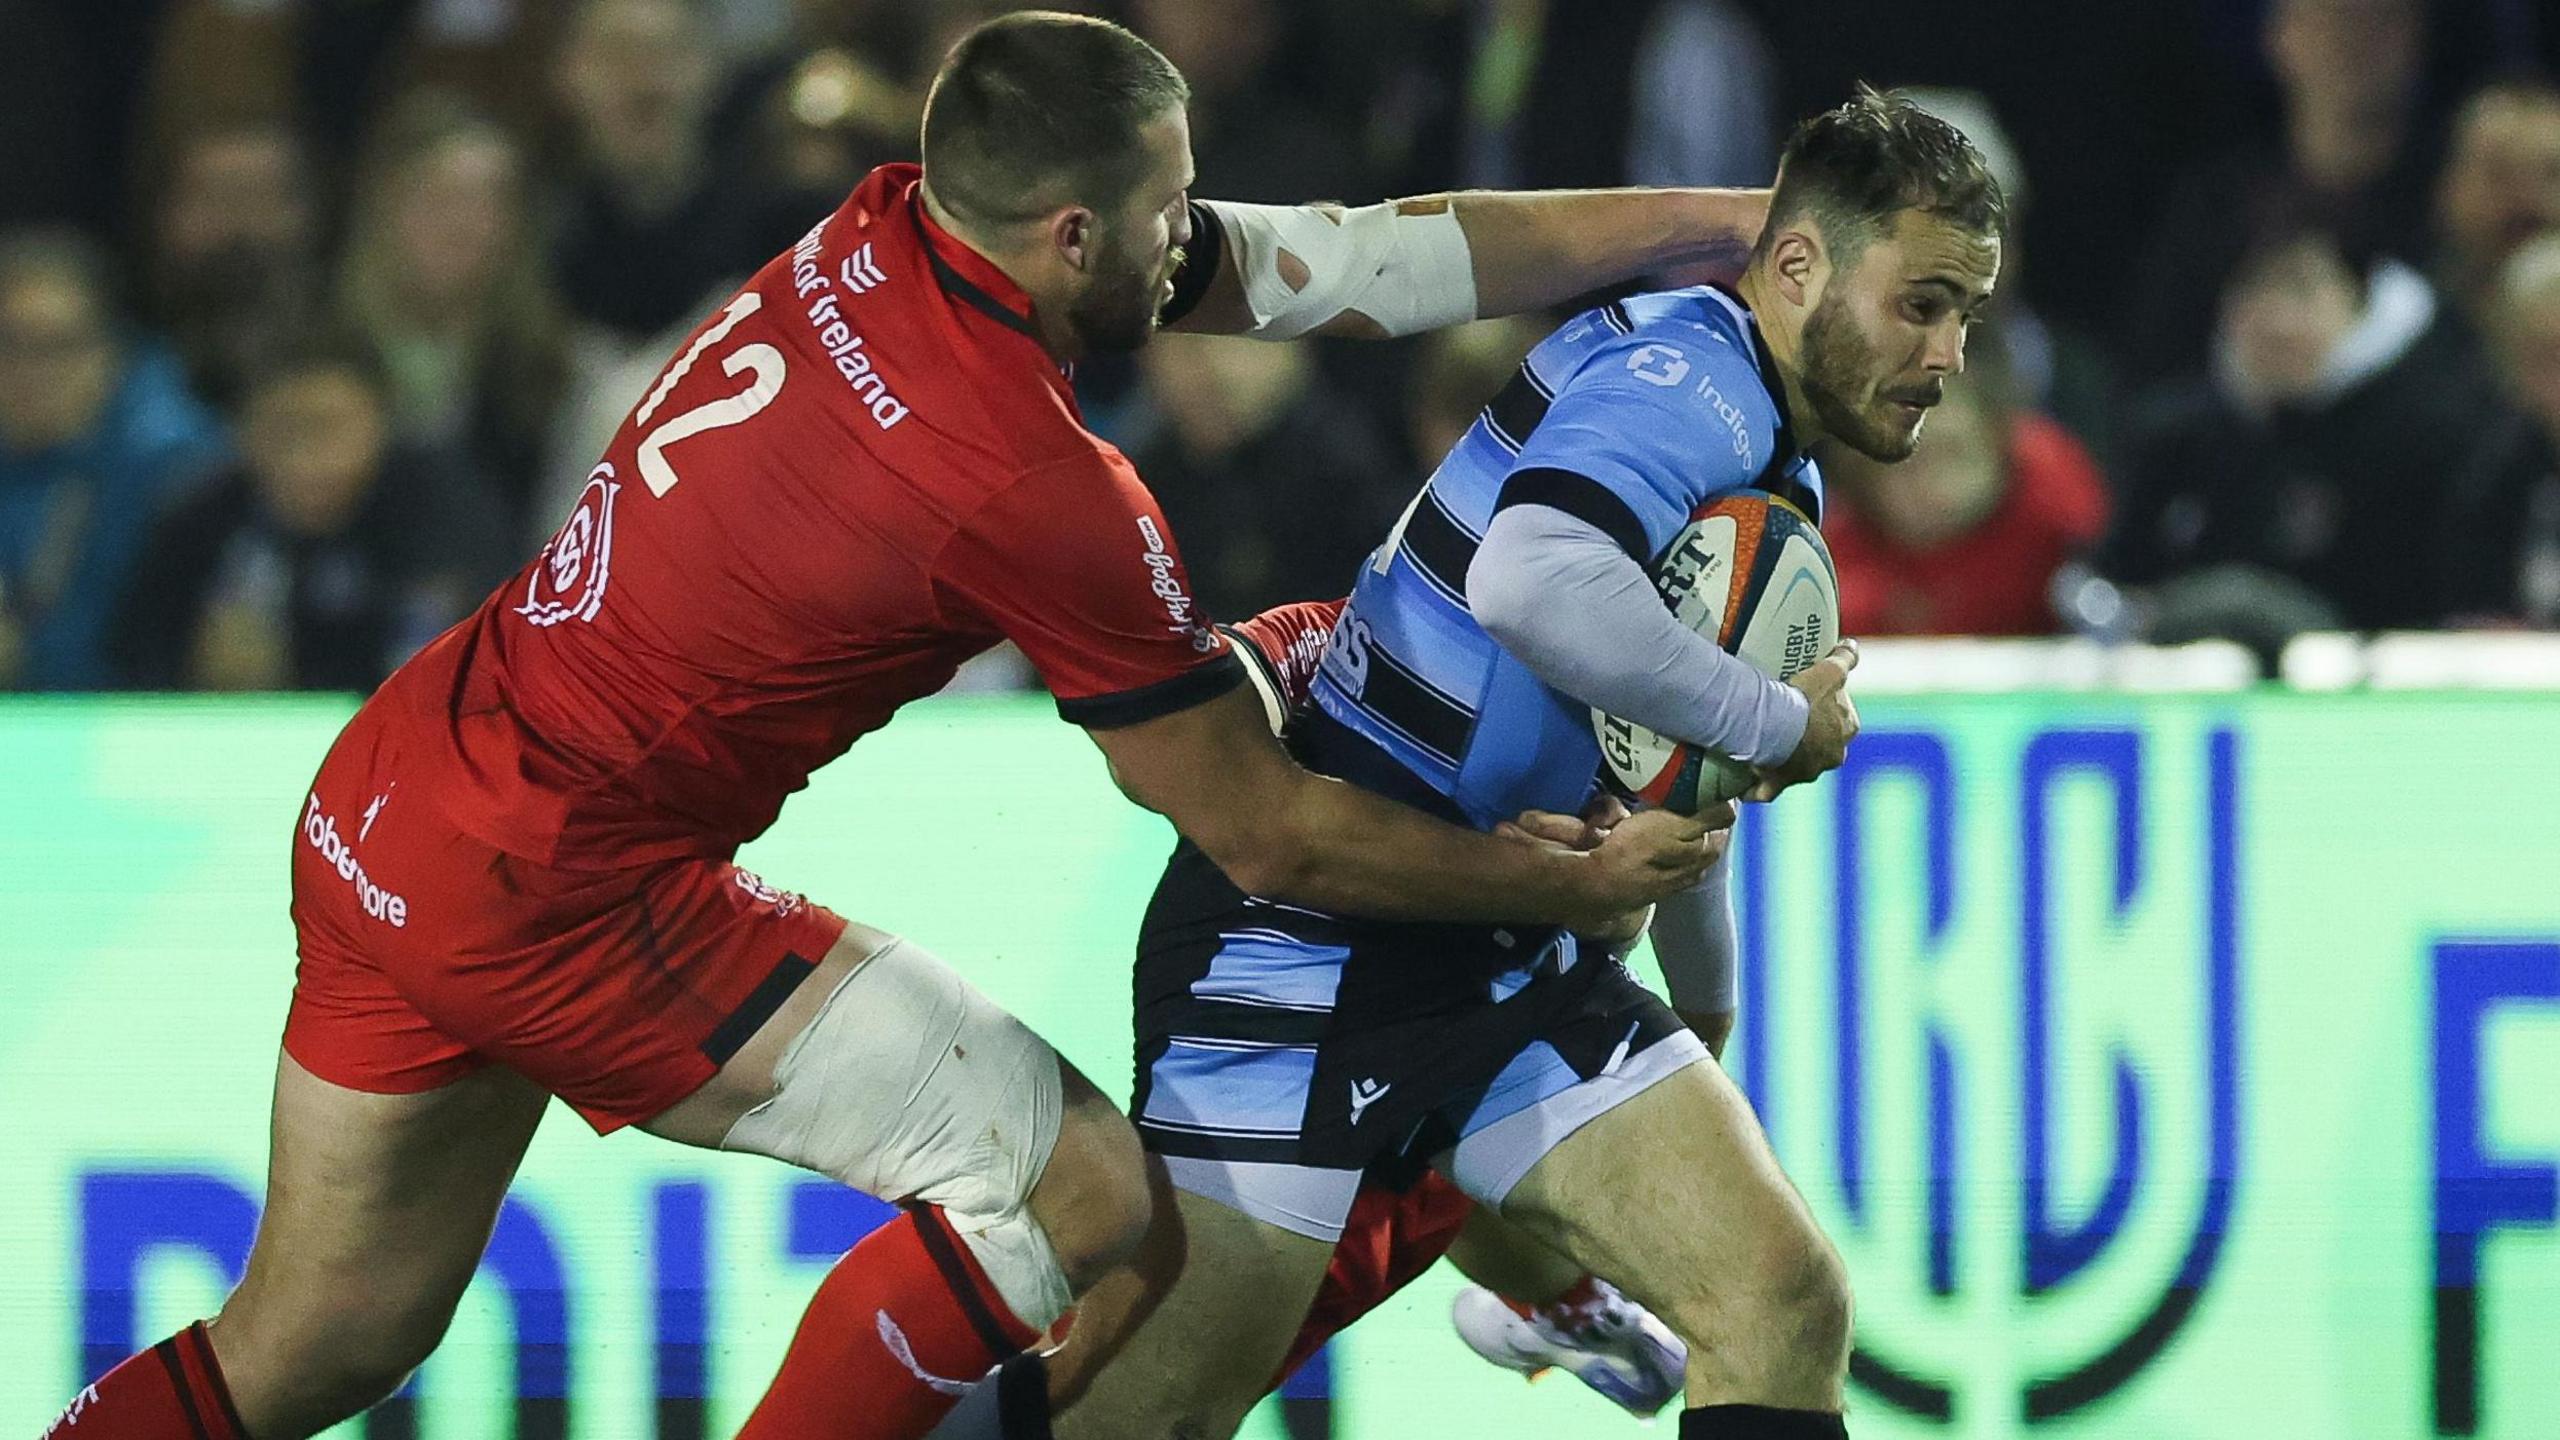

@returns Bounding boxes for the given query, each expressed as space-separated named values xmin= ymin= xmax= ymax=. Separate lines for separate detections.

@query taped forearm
xmin=1467 ymin=503 xmax=1808 ymax=766
xmin=1197 ymin=198 xmax=1477 ymax=340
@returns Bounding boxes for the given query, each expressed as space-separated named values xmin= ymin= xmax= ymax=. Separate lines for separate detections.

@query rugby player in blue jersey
xmin=972 ymin=89 xmax=2002 ymax=1440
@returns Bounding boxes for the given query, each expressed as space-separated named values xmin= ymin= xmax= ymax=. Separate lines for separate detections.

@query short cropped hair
xmin=1759 ymin=85 xmax=2007 ymax=266
xmin=921 ymin=11 xmax=1190 ymax=226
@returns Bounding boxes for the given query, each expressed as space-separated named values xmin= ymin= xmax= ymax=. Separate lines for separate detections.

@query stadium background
xmin=6 ymin=0 xmax=2560 ymax=1436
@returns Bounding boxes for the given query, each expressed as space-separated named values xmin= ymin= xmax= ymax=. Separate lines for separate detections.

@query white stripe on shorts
xmin=1446 ymin=1029 xmax=1711 ymax=1210
xmin=1162 ymin=1155 xmax=1365 ymax=1243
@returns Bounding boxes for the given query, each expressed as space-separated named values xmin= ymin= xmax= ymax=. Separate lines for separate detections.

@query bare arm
xmin=1167 ymin=188 xmax=1770 ymax=339
xmin=1427 ymin=187 xmax=1768 ymax=323
xmin=1519 ymin=794 xmax=1738 ymax=1057
xmin=1087 ymin=685 xmax=1714 ymax=929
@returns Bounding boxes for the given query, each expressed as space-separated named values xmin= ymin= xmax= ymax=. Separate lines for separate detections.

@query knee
xmin=1768 ymin=1234 xmax=1854 ymax=1362
xmin=1129 ymin=1399 xmax=1251 ymax=1440
xmin=1035 ymin=1104 xmax=1155 ymax=1285
xmin=1658 ymin=1225 xmax=1853 ymax=1368
xmin=212 ymin=1296 xmax=450 ymax=1425
xmin=1723 ymin=1229 xmax=1853 ymax=1365
xmin=304 ymin=1344 xmax=430 ymax=1420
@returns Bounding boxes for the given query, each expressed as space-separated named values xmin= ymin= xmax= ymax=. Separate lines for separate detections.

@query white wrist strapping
xmin=1199 ymin=198 xmax=1478 ymax=340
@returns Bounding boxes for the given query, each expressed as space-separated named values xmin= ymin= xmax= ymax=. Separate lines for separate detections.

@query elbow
xmin=1181 ymin=736 xmax=1329 ymax=899
xmin=1201 ymin=827 xmax=1315 ymax=900
xmin=1189 ymin=782 xmax=1321 ymax=899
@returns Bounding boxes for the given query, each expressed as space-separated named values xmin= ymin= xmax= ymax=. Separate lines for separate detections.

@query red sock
xmin=737 ymin=1204 xmax=1042 ymax=1440
xmin=46 ymin=1323 xmax=247 ymax=1439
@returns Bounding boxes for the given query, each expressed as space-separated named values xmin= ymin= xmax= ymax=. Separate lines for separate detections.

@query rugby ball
xmin=1592 ymin=491 xmax=1839 ymax=813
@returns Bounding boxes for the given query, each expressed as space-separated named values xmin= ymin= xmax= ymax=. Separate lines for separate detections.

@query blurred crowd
xmin=4 ymin=0 xmax=2560 ymax=695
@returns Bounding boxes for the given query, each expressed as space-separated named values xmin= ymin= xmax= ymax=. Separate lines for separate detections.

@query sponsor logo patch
xmin=519 ymin=467 xmax=620 ymax=627
xmin=303 ymin=793 xmax=408 ymax=928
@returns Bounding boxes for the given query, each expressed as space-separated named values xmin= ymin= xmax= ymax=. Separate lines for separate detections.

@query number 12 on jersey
xmin=632 ymin=292 xmax=788 ymax=497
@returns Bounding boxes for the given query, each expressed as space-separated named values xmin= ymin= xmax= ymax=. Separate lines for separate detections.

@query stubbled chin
xmin=1864 ymin=418 xmax=1923 ymax=463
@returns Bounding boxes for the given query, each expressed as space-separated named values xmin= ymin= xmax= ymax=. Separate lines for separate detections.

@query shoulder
xmin=945 ymin=441 xmax=1169 ymax=564
xmin=1542 ymin=291 xmax=1782 ymax=471
xmin=1002 ymin=437 xmax=1153 ymax=507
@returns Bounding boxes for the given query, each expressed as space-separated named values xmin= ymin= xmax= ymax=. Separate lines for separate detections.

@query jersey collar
xmin=1705 ymin=282 xmax=1800 ymax=463
xmin=897 ymin=173 xmax=1045 ymax=345
xmin=1704 ymin=282 xmax=1818 ymax=520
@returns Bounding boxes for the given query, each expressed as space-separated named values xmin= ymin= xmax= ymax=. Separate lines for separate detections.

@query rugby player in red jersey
xmin=48 ymin=12 xmax=1784 ymax=1440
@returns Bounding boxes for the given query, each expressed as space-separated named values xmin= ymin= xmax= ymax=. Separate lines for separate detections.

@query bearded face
xmin=1063 ymin=108 xmax=1195 ymax=357
xmin=1068 ymin=224 xmax=1182 ymax=355
xmin=1791 ymin=212 xmax=2000 ymax=463
xmin=1799 ymin=284 xmax=1936 ymax=462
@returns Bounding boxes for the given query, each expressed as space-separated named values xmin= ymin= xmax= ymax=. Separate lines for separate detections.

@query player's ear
xmin=1770 ymin=227 xmax=1821 ymax=309
xmin=1048 ymin=206 xmax=1098 ymax=273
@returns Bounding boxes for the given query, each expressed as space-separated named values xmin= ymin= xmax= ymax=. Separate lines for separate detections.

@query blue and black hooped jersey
xmin=1303 ymin=284 xmax=1824 ymax=830
xmin=1127 ymin=287 xmax=1824 ymax=1187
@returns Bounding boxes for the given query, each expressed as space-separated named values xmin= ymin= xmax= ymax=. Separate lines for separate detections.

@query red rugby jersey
xmin=1225 ymin=597 xmax=1346 ymax=724
xmin=376 ymin=165 xmax=1238 ymax=868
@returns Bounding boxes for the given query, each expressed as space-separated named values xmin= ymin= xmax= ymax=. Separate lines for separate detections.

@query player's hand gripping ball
xmin=1592 ymin=490 xmax=1840 ymax=815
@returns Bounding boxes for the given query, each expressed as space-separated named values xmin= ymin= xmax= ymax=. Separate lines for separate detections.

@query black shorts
xmin=1129 ymin=841 xmax=1705 ymax=1241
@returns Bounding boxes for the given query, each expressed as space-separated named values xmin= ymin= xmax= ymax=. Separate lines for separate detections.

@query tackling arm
xmin=1219 ymin=595 xmax=1746 ymax=1050
xmin=1087 ymin=685 xmax=1716 ymax=930
xmin=1164 ymin=188 xmax=1769 ymax=341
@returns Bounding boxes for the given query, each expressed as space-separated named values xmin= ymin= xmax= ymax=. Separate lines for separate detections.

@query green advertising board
xmin=2 ymin=693 xmax=2556 ymax=1438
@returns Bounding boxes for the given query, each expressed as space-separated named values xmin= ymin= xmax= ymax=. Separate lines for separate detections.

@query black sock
xmin=1679 ymin=1402 xmax=1849 ymax=1439
xmin=995 ymin=1351 xmax=1055 ymax=1440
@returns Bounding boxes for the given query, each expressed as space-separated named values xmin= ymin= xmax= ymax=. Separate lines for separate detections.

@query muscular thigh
xmin=1050 ymin=1182 xmax=1335 ymax=1440
xmin=1492 ymin=1054 xmax=1825 ymax=1329
xmin=215 ymin=1052 xmax=549 ymax=1402
xmin=655 ymin=924 xmax=1063 ymax=1211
